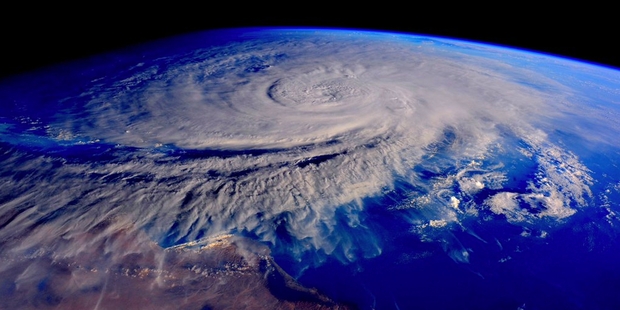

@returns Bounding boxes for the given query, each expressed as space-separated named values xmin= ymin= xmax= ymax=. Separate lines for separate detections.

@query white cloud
xmin=0 ymin=30 xmax=597 ymax=272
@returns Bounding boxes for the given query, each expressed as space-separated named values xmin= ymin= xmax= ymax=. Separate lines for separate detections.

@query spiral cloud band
xmin=0 ymin=29 xmax=599 ymax=284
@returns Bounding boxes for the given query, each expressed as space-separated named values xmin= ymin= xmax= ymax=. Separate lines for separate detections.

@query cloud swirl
xmin=0 ymin=29 xmax=597 ymax=276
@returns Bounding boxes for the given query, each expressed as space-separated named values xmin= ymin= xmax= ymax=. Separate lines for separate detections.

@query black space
xmin=1 ymin=6 xmax=617 ymax=79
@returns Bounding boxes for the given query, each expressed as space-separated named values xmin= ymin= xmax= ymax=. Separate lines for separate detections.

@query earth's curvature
xmin=1 ymin=28 xmax=620 ymax=309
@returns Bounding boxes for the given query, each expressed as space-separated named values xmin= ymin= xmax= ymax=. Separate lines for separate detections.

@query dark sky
xmin=1 ymin=6 xmax=617 ymax=79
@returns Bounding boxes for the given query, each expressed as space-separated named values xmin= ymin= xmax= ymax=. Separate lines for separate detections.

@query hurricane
xmin=1 ymin=28 xmax=620 ymax=309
